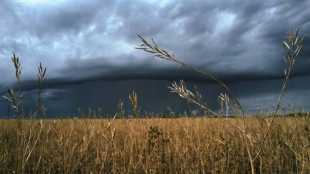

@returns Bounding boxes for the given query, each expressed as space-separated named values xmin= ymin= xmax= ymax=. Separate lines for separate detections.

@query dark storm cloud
xmin=1 ymin=0 xmax=310 ymax=117
xmin=3 ymin=74 xmax=310 ymax=117
xmin=1 ymin=0 xmax=310 ymax=81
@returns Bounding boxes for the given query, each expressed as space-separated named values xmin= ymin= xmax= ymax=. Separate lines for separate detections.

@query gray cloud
xmin=1 ymin=0 xmax=310 ymax=117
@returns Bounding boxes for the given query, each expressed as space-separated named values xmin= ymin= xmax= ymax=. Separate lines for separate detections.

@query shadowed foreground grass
xmin=0 ymin=116 xmax=309 ymax=173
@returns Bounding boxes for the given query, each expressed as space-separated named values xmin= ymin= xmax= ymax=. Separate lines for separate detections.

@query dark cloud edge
xmin=1 ymin=64 xmax=309 ymax=96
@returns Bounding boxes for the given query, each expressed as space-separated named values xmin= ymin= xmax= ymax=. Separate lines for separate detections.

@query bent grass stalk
xmin=136 ymin=26 xmax=307 ymax=174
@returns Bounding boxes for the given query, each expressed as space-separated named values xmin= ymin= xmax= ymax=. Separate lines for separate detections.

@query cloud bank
xmin=0 ymin=0 xmax=310 ymax=117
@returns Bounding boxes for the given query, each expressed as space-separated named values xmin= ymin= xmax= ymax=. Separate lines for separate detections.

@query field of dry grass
xmin=0 ymin=115 xmax=309 ymax=173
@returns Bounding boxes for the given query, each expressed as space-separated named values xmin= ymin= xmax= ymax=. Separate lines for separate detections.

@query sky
xmin=0 ymin=0 xmax=310 ymax=117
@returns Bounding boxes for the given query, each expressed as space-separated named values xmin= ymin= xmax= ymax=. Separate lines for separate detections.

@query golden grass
xmin=0 ymin=116 xmax=309 ymax=173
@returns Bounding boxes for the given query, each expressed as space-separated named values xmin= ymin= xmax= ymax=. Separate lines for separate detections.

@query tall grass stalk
xmin=253 ymin=27 xmax=307 ymax=162
xmin=136 ymin=26 xmax=307 ymax=173
xmin=129 ymin=90 xmax=140 ymax=118
xmin=2 ymin=54 xmax=47 ymax=174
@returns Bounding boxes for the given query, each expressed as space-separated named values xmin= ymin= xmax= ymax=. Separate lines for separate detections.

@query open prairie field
xmin=0 ymin=116 xmax=309 ymax=173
